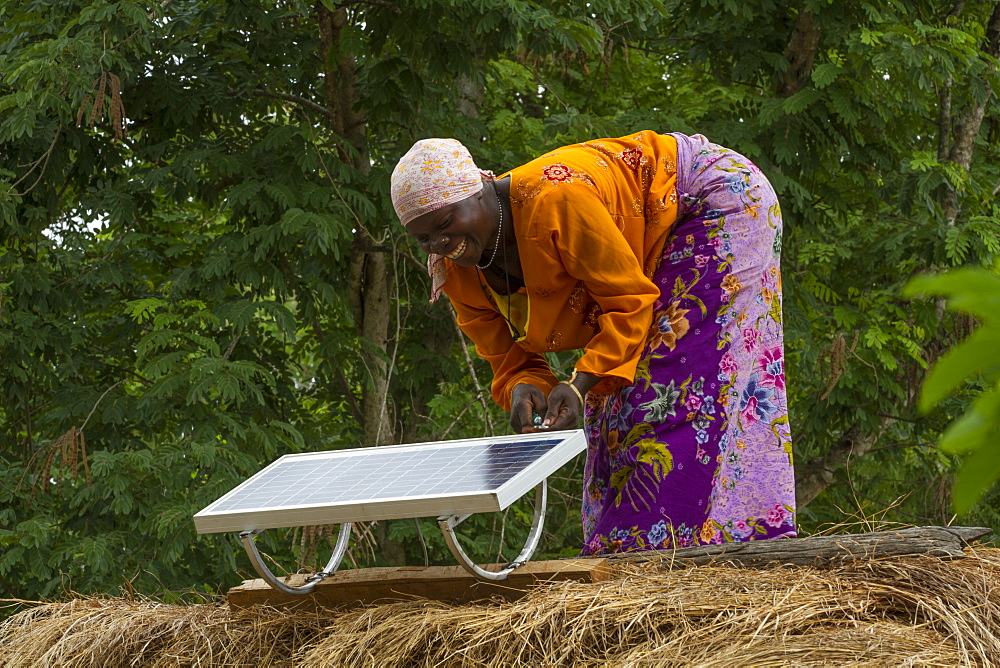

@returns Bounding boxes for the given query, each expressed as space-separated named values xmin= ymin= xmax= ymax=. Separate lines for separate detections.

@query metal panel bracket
xmin=239 ymin=522 xmax=352 ymax=595
xmin=437 ymin=481 xmax=547 ymax=581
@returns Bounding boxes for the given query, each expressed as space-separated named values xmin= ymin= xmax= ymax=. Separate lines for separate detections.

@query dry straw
xmin=2 ymin=547 xmax=1000 ymax=666
xmin=0 ymin=595 xmax=327 ymax=667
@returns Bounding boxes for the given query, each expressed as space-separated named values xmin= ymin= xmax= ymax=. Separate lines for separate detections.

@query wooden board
xmin=227 ymin=558 xmax=613 ymax=612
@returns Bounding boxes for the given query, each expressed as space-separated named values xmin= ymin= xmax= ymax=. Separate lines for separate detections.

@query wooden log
xmin=227 ymin=527 xmax=991 ymax=612
xmin=227 ymin=557 xmax=612 ymax=612
xmin=610 ymin=526 xmax=994 ymax=569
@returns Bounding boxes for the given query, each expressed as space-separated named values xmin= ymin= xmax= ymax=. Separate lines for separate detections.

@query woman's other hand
xmin=540 ymin=382 xmax=583 ymax=430
xmin=540 ymin=370 xmax=600 ymax=431
xmin=511 ymin=383 xmax=547 ymax=434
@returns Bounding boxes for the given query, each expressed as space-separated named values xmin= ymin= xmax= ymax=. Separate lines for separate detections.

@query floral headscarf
xmin=391 ymin=138 xmax=491 ymax=303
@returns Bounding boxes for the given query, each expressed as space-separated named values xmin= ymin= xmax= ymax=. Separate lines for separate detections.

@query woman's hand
xmin=539 ymin=381 xmax=585 ymax=430
xmin=513 ymin=371 xmax=601 ymax=433
xmin=511 ymin=383 xmax=548 ymax=434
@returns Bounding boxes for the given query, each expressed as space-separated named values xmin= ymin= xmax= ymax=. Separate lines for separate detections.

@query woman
xmin=391 ymin=132 xmax=796 ymax=554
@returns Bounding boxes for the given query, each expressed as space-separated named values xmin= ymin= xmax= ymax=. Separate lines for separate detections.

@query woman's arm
xmin=448 ymin=291 xmax=559 ymax=413
xmin=532 ymin=184 xmax=661 ymax=394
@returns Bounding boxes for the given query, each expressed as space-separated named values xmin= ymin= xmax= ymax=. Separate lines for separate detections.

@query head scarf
xmin=390 ymin=138 xmax=491 ymax=303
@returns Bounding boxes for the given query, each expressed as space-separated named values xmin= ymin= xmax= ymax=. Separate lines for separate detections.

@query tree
xmin=2 ymin=0 xmax=998 ymax=605
xmin=0 ymin=0 xmax=647 ymax=600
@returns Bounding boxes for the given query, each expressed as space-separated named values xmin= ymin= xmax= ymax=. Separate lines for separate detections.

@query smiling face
xmin=404 ymin=183 xmax=497 ymax=267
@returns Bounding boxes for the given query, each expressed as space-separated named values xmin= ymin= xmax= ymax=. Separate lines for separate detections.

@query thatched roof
xmin=2 ymin=546 xmax=1000 ymax=666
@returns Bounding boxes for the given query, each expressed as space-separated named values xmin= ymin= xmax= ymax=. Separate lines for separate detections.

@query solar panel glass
xmin=193 ymin=430 xmax=586 ymax=534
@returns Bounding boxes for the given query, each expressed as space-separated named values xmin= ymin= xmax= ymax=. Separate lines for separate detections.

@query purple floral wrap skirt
xmin=580 ymin=133 xmax=797 ymax=555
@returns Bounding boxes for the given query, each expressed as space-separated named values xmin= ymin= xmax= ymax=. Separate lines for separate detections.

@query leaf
xmin=3 ymin=105 xmax=37 ymax=139
xmin=943 ymin=226 xmax=971 ymax=264
xmin=125 ymin=298 xmax=168 ymax=323
xmin=278 ymin=207 xmax=310 ymax=234
xmin=259 ymin=300 xmax=298 ymax=338
xmin=552 ymin=18 xmax=603 ymax=54
xmin=215 ymin=299 xmax=257 ymax=329
xmin=905 ymin=270 xmax=1000 ymax=323
xmin=269 ymin=420 xmax=306 ymax=450
xmin=939 ymin=389 xmax=1000 ymax=454
xmin=136 ymin=330 xmax=182 ymax=361
xmin=906 ymin=150 xmax=939 ymax=173
xmin=181 ymin=331 xmax=221 ymax=356
xmin=200 ymin=253 xmax=232 ymax=280
xmin=827 ymin=88 xmax=861 ymax=123
xmin=140 ymin=350 xmax=188 ymax=378
xmin=919 ymin=328 xmax=1000 ymax=411
xmin=265 ymin=183 xmax=297 ymax=209
xmin=259 ymin=125 xmax=296 ymax=152
xmin=951 ymin=429 xmax=1000 ymax=513
xmin=226 ymin=181 xmax=263 ymax=207
xmin=811 ymin=63 xmax=842 ymax=89
xmin=781 ymin=88 xmax=823 ymax=114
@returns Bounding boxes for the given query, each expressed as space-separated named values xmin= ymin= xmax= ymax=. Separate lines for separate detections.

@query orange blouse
xmin=442 ymin=131 xmax=680 ymax=410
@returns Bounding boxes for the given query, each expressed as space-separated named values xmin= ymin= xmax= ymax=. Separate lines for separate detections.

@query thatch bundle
xmin=3 ymin=546 xmax=1000 ymax=666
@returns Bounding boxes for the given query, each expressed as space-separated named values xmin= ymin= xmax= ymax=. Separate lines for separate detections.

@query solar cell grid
xmin=205 ymin=438 xmax=562 ymax=514
xmin=194 ymin=431 xmax=587 ymax=534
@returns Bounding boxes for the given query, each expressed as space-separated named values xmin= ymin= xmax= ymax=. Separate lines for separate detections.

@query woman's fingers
xmin=543 ymin=383 xmax=582 ymax=430
xmin=510 ymin=383 xmax=547 ymax=433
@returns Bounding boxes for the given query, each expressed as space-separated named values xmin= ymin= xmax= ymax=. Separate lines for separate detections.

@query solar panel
xmin=194 ymin=430 xmax=586 ymax=534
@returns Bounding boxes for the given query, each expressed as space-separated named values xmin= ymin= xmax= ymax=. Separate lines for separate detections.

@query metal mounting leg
xmin=239 ymin=522 xmax=352 ymax=595
xmin=438 ymin=481 xmax=547 ymax=581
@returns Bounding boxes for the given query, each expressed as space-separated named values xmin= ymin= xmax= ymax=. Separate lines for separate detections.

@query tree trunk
xmin=795 ymin=418 xmax=890 ymax=508
xmin=947 ymin=1 xmax=1000 ymax=173
xmin=456 ymin=73 xmax=483 ymax=118
xmin=935 ymin=2 xmax=967 ymax=162
xmin=317 ymin=2 xmax=392 ymax=448
xmin=777 ymin=8 xmax=821 ymax=98
xmin=942 ymin=1 xmax=1000 ymax=227
xmin=317 ymin=2 xmax=403 ymax=564
xmin=359 ymin=250 xmax=394 ymax=447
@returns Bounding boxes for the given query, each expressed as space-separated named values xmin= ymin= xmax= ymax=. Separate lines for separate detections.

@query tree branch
xmin=310 ymin=319 xmax=364 ymax=424
xmin=445 ymin=301 xmax=495 ymax=437
xmin=334 ymin=365 xmax=365 ymax=424
xmin=80 ymin=380 xmax=125 ymax=432
xmin=11 ymin=128 xmax=60 ymax=197
xmin=334 ymin=0 xmax=399 ymax=9
xmin=795 ymin=416 xmax=894 ymax=508
xmin=251 ymin=88 xmax=334 ymax=119
xmin=611 ymin=526 xmax=993 ymax=569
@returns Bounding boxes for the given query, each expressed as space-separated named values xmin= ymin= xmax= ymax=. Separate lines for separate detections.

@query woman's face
xmin=404 ymin=186 xmax=496 ymax=266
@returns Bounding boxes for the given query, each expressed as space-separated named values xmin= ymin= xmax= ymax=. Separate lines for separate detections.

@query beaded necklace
xmin=476 ymin=180 xmax=524 ymax=338
xmin=475 ymin=185 xmax=504 ymax=270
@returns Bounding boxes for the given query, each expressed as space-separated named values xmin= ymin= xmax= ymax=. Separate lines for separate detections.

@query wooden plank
xmin=609 ymin=526 xmax=994 ymax=569
xmin=227 ymin=558 xmax=613 ymax=612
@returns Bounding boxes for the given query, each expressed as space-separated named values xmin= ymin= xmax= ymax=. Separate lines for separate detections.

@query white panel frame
xmin=193 ymin=430 xmax=586 ymax=534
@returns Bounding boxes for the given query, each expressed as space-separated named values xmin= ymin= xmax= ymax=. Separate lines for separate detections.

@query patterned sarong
xmin=580 ymin=133 xmax=797 ymax=554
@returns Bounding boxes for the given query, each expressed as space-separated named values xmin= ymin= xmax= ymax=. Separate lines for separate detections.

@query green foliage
xmin=2 ymin=0 xmax=999 ymax=607
xmin=906 ymin=269 xmax=1000 ymax=512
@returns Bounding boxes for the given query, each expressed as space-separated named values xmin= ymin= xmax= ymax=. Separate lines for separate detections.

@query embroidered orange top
xmin=442 ymin=131 xmax=680 ymax=410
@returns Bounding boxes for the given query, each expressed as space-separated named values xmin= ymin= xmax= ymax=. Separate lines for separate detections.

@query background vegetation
xmin=2 ymin=0 xmax=999 ymax=603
